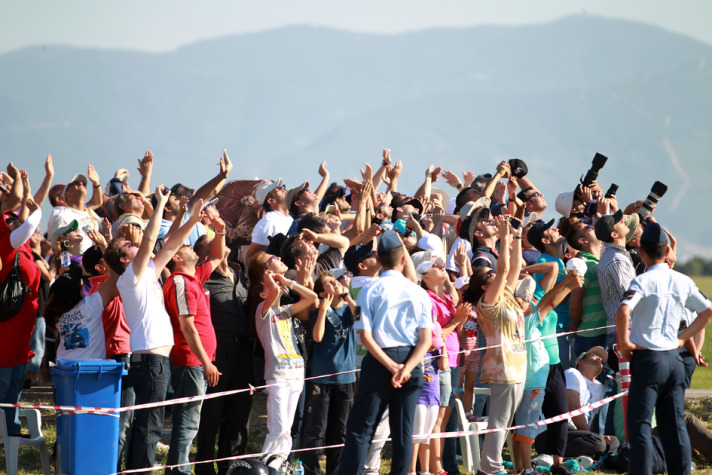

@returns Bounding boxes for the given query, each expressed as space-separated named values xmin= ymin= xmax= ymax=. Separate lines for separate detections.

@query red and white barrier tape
xmin=114 ymin=390 xmax=627 ymax=474
xmin=0 ymin=324 xmax=615 ymax=415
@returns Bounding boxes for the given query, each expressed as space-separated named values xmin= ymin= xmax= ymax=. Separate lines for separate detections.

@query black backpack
xmin=0 ymin=251 xmax=29 ymax=321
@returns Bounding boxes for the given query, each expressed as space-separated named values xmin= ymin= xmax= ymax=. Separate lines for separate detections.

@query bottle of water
xmin=294 ymin=460 xmax=304 ymax=475
xmin=60 ymin=251 xmax=71 ymax=268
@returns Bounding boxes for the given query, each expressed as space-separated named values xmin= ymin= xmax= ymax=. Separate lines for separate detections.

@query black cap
xmin=82 ymin=244 xmax=104 ymax=276
xmin=640 ymin=222 xmax=668 ymax=245
xmin=378 ymin=230 xmax=402 ymax=254
xmin=508 ymin=159 xmax=528 ymax=178
xmin=266 ymin=233 xmax=287 ymax=256
xmin=526 ymin=219 xmax=555 ymax=249
xmin=344 ymin=241 xmax=375 ymax=273
xmin=403 ymin=198 xmax=424 ymax=214
xmin=594 ymin=209 xmax=624 ymax=242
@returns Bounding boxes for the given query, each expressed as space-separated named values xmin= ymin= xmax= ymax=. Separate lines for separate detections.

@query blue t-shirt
xmin=309 ymin=304 xmax=356 ymax=384
xmin=532 ymin=253 xmax=570 ymax=329
xmin=524 ymin=310 xmax=550 ymax=389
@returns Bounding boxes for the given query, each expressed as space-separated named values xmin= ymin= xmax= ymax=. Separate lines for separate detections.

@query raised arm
xmin=482 ymin=216 xmax=510 ymax=306
xmin=1 ymin=163 xmax=23 ymax=213
xmin=205 ymin=216 xmax=227 ymax=270
xmin=131 ymin=184 xmax=170 ymax=281
xmin=33 ymin=154 xmax=54 ymax=207
xmin=153 ymin=198 xmax=203 ymax=273
xmin=507 ymin=217 xmax=523 ymax=289
xmin=314 ymin=161 xmax=330 ymax=204
xmin=273 ymin=273 xmax=318 ymax=315
xmin=189 ymin=149 xmax=232 ymax=205
xmin=482 ymin=161 xmax=510 ymax=199
xmin=86 ymin=164 xmax=103 ymax=210
xmin=537 ymin=271 xmax=584 ymax=320
xmin=136 ymin=150 xmax=153 ymax=196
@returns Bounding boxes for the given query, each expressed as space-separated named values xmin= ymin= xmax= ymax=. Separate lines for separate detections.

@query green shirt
xmin=578 ymin=251 xmax=607 ymax=337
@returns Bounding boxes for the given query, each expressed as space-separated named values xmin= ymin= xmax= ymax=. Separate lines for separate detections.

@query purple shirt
xmin=419 ymin=348 xmax=441 ymax=406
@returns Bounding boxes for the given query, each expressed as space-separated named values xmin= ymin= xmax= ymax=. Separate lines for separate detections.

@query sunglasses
xmin=524 ymin=191 xmax=542 ymax=202
xmin=484 ymin=269 xmax=496 ymax=285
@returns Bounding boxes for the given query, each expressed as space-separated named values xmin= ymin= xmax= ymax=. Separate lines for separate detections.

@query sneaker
xmin=531 ymin=454 xmax=554 ymax=469
xmin=549 ymin=464 xmax=573 ymax=475
xmin=574 ymin=456 xmax=594 ymax=470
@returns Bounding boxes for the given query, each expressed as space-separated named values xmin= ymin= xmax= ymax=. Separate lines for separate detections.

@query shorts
xmin=439 ymin=367 xmax=452 ymax=406
xmin=512 ymin=388 xmax=545 ymax=443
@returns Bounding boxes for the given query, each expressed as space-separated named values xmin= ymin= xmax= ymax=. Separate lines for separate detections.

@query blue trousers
xmin=0 ymin=363 xmax=27 ymax=434
xmin=628 ymin=350 xmax=690 ymax=475
xmin=339 ymin=347 xmax=423 ymax=475
xmin=167 ymin=365 xmax=207 ymax=475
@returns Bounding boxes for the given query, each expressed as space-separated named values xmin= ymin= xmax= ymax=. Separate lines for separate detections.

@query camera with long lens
xmin=638 ymin=181 xmax=668 ymax=220
xmin=604 ymin=183 xmax=618 ymax=199
xmin=580 ymin=153 xmax=608 ymax=188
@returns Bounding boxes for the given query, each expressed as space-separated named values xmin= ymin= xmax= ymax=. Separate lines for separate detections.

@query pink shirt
xmin=428 ymin=290 xmax=460 ymax=367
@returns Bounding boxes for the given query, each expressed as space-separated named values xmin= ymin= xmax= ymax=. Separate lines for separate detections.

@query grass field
xmin=690 ymin=276 xmax=712 ymax=390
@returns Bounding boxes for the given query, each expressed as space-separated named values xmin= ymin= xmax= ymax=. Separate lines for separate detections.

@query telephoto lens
xmin=605 ymin=183 xmax=619 ymax=199
xmin=580 ymin=153 xmax=608 ymax=187
xmin=638 ymin=181 xmax=668 ymax=219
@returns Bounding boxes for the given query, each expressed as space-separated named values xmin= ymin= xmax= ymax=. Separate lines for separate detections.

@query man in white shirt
xmin=50 ymin=166 xmax=104 ymax=253
xmin=103 ymin=186 xmax=206 ymax=471
xmin=245 ymin=178 xmax=293 ymax=264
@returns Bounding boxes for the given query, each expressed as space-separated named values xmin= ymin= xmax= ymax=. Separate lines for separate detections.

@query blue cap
xmin=640 ymin=222 xmax=668 ymax=245
xmin=393 ymin=219 xmax=415 ymax=237
xmin=344 ymin=241 xmax=374 ymax=273
xmin=378 ymin=230 xmax=403 ymax=254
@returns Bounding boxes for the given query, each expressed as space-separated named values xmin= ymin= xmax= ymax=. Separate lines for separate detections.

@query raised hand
xmin=138 ymin=150 xmax=154 ymax=176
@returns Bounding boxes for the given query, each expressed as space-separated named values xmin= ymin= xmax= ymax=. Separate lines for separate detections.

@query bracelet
xmin=513 ymin=235 xmax=522 ymax=240
xmin=382 ymin=159 xmax=389 ymax=167
xmin=93 ymin=183 xmax=101 ymax=188
xmin=456 ymin=184 xmax=462 ymax=190
xmin=289 ymin=280 xmax=295 ymax=289
xmin=216 ymin=230 xmax=225 ymax=236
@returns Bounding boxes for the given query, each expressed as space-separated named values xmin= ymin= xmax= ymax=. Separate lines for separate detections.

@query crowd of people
xmin=0 ymin=148 xmax=711 ymax=475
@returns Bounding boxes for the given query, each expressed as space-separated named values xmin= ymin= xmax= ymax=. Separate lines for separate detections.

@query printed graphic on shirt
xmin=59 ymin=308 xmax=88 ymax=350
xmin=273 ymin=309 xmax=300 ymax=365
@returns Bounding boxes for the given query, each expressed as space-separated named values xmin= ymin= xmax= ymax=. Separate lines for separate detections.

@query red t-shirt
xmin=163 ymin=262 xmax=216 ymax=367
xmin=0 ymin=211 xmax=41 ymax=366
xmin=88 ymin=275 xmax=131 ymax=358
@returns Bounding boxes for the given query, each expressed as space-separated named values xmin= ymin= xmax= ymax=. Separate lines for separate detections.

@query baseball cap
xmin=508 ymin=159 xmax=528 ymax=178
xmin=286 ymin=181 xmax=310 ymax=213
xmin=53 ymin=219 xmax=79 ymax=242
xmin=577 ymin=346 xmax=608 ymax=363
xmin=344 ymin=241 xmax=375 ymax=274
xmin=526 ymin=219 xmax=555 ymax=250
xmin=115 ymin=213 xmax=146 ymax=231
xmin=555 ymin=191 xmax=575 ymax=218
xmin=254 ymin=179 xmax=284 ymax=204
xmin=640 ymin=222 xmax=668 ymax=245
xmin=82 ymin=244 xmax=104 ymax=276
xmin=67 ymin=173 xmax=88 ymax=187
xmin=415 ymin=256 xmax=445 ymax=280
xmin=594 ymin=210 xmax=623 ymax=242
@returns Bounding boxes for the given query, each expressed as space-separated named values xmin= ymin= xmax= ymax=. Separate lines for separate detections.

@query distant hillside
xmin=1 ymin=15 xmax=711 ymax=258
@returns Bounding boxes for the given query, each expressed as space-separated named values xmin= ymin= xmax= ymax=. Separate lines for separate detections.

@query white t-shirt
xmin=565 ymin=367 xmax=603 ymax=429
xmin=117 ymin=259 xmax=174 ymax=352
xmin=52 ymin=206 xmax=102 ymax=253
xmin=445 ymin=236 xmax=472 ymax=273
xmin=251 ymin=211 xmax=293 ymax=246
xmin=56 ymin=293 xmax=106 ymax=360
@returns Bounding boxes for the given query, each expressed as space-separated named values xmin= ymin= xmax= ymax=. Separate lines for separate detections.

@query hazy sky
xmin=2 ymin=0 xmax=711 ymax=55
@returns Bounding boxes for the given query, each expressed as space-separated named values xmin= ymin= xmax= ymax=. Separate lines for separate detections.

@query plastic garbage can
xmin=51 ymin=359 xmax=124 ymax=475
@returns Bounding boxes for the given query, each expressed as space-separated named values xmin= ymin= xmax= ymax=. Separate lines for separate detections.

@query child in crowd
xmin=409 ymin=308 xmax=448 ymax=475
xmin=248 ymin=251 xmax=318 ymax=462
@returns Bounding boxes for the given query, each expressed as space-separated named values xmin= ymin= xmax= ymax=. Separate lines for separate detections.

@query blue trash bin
xmin=51 ymin=359 xmax=124 ymax=475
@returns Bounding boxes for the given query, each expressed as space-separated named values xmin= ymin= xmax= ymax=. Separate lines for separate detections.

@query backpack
xmin=0 ymin=251 xmax=29 ymax=321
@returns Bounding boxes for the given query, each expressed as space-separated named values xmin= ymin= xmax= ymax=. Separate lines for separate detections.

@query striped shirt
xmin=597 ymin=242 xmax=636 ymax=333
xmin=578 ymin=251 xmax=607 ymax=337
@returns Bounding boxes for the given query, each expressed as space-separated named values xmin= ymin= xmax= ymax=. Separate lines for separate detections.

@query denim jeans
xmin=0 ymin=363 xmax=27 ymax=434
xmin=166 ymin=365 xmax=207 ymax=475
xmin=126 ymin=354 xmax=171 ymax=470
xmin=27 ymin=317 xmax=46 ymax=375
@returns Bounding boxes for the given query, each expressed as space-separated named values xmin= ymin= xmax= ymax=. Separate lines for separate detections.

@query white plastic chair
xmin=0 ymin=408 xmax=51 ymax=475
xmin=454 ymin=387 xmax=490 ymax=472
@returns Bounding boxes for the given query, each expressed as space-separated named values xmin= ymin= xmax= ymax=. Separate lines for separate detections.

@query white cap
xmin=416 ymin=233 xmax=445 ymax=258
xmin=514 ymin=275 xmax=536 ymax=301
xmin=454 ymin=276 xmax=470 ymax=290
xmin=566 ymin=257 xmax=588 ymax=277
xmin=555 ymin=191 xmax=575 ymax=218
xmin=254 ymin=178 xmax=283 ymax=204
xmin=415 ymin=256 xmax=445 ymax=280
